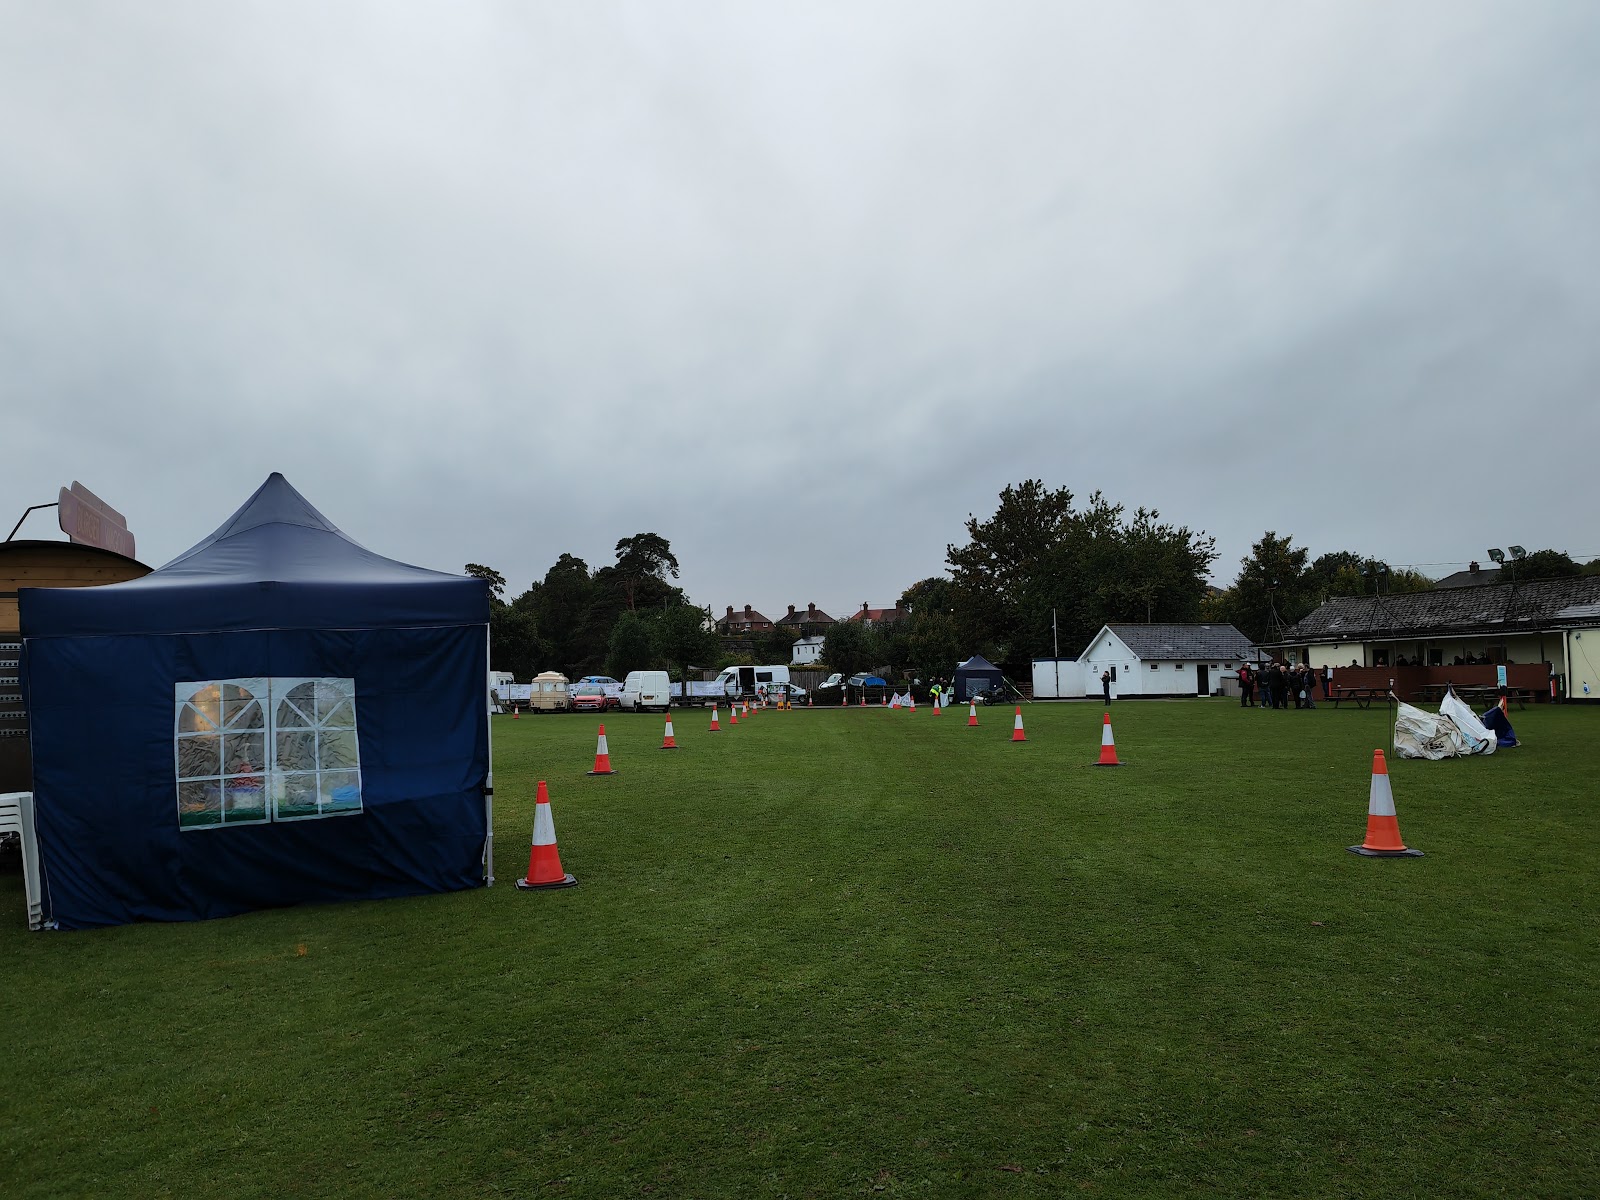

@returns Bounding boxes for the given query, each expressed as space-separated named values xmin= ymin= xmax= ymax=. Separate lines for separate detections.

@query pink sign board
xmin=57 ymin=482 xmax=136 ymax=559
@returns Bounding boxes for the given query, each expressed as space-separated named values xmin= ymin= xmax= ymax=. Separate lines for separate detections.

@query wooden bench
xmin=1330 ymin=686 xmax=1392 ymax=710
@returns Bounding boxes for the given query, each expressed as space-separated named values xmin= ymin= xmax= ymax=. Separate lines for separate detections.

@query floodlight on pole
xmin=1509 ymin=546 xmax=1527 ymax=561
xmin=1487 ymin=548 xmax=1505 ymax=564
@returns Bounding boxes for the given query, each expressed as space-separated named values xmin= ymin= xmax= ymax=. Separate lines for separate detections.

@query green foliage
xmin=605 ymin=609 xmax=658 ymax=677
xmin=821 ymin=620 xmax=877 ymax=677
xmin=1214 ymin=532 xmax=1315 ymax=643
xmin=653 ymin=603 xmax=722 ymax=678
xmin=751 ymin=625 xmax=801 ymax=667
xmin=1514 ymin=549 xmax=1582 ymax=580
xmin=489 ymin=604 xmax=544 ymax=680
xmin=946 ymin=481 xmax=1216 ymax=668
xmin=462 ymin=562 xmax=507 ymax=602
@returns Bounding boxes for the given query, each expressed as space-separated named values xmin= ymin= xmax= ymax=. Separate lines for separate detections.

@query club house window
xmin=175 ymin=678 xmax=362 ymax=830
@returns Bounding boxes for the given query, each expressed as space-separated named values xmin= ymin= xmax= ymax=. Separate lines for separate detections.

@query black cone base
xmin=586 ymin=769 xmax=617 ymax=776
xmin=1346 ymin=846 xmax=1424 ymax=857
xmin=516 ymin=874 xmax=578 ymax=889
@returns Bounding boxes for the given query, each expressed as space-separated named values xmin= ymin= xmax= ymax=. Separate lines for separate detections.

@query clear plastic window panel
xmin=174 ymin=677 xmax=362 ymax=830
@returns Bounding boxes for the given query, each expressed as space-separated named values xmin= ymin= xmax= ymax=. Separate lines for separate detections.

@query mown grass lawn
xmin=2 ymin=699 xmax=1596 ymax=1199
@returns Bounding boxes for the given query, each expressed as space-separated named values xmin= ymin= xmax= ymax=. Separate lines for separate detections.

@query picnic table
xmin=1329 ymin=686 xmax=1393 ymax=710
xmin=1413 ymin=683 xmax=1535 ymax=710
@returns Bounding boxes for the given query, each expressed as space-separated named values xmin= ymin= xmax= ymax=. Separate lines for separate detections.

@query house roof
xmin=1279 ymin=575 xmax=1600 ymax=644
xmin=1433 ymin=566 xmax=1502 ymax=589
xmin=849 ymin=604 xmax=904 ymax=624
xmin=1099 ymin=623 xmax=1257 ymax=661
xmin=776 ymin=603 xmax=835 ymax=626
xmin=720 ymin=604 xmax=773 ymax=630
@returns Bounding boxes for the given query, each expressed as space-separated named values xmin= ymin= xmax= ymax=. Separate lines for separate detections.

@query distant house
xmin=848 ymin=602 xmax=905 ymax=627
xmin=791 ymin=635 xmax=826 ymax=666
xmin=776 ymin=603 xmax=835 ymax=637
xmin=718 ymin=604 xmax=774 ymax=635
xmin=1433 ymin=561 xmax=1502 ymax=589
xmin=1273 ymin=576 xmax=1600 ymax=696
xmin=1077 ymin=623 xmax=1258 ymax=699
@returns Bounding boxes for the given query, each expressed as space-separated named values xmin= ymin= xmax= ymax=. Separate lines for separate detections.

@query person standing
xmin=1101 ymin=669 xmax=1112 ymax=705
xmin=1239 ymin=663 xmax=1254 ymax=707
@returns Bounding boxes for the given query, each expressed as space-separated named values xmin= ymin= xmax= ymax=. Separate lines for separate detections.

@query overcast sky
xmin=4 ymin=2 xmax=1597 ymax=620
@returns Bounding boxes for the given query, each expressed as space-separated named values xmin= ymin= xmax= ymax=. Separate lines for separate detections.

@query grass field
xmin=2 ymin=699 xmax=1597 ymax=1198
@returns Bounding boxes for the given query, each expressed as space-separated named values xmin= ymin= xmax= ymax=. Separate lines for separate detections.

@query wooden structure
xmin=0 ymin=540 xmax=151 ymax=791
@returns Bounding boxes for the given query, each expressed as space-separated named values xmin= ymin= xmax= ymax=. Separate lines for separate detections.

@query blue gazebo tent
xmin=953 ymin=655 xmax=1006 ymax=701
xmin=19 ymin=473 xmax=491 ymax=930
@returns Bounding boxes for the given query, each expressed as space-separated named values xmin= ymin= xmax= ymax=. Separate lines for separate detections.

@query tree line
xmin=472 ymin=482 xmax=1595 ymax=682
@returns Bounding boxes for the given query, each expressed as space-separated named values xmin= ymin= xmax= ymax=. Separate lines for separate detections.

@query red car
xmin=571 ymin=684 xmax=617 ymax=713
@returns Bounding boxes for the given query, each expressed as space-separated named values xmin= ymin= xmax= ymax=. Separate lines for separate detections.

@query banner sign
xmin=1496 ymin=664 xmax=1508 ymax=689
xmin=57 ymin=482 xmax=136 ymax=559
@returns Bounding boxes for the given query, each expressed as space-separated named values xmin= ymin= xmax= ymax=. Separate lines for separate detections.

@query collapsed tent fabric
xmin=1394 ymin=691 xmax=1498 ymax=760
xmin=19 ymin=473 xmax=491 ymax=930
xmin=1480 ymin=703 xmax=1520 ymax=748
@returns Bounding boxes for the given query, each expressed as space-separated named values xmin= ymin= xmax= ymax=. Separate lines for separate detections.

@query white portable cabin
xmin=1031 ymin=658 xmax=1081 ymax=699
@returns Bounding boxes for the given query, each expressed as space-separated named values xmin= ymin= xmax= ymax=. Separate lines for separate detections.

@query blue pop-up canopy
xmin=953 ymin=654 xmax=1006 ymax=700
xmin=20 ymin=474 xmax=491 ymax=930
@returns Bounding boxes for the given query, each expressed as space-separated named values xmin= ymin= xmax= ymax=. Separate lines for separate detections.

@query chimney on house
xmin=787 ymin=605 xmax=796 ymax=616
xmin=1469 ymin=561 xmax=1480 ymax=574
xmin=726 ymin=605 xmax=734 ymax=617
xmin=807 ymin=603 xmax=817 ymax=618
xmin=744 ymin=604 xmax=753 ymax=616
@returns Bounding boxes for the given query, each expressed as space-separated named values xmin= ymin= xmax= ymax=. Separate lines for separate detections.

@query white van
xmin=715 ymin=664 xmax=791 ymax=700
xmin=620 ymin=670 xmax=672 ymax=713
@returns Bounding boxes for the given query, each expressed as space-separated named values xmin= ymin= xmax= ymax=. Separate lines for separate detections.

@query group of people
xmin=1237 ymin=661 xmax=1324 ymax=710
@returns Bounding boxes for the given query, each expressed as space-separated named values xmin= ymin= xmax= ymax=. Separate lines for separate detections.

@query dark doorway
xmin=1195 ymin=664 xmax=1210 ymax=696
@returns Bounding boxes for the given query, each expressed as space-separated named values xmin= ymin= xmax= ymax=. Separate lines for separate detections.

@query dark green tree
xmin=606 ymin=610 xmax=658 ymax=678
xmin=1214 ymin=533 xmax=1316 ymax=644
xmin=652 ymin=603 xmax=722 ymax=680
xmin=1513 ymin=549 xmax=1581 ymax=581
xmin=531 ymin=554 xmax=598 ymax=676
xmin=463 ymin=563 xmax=507 ymax=602
xmin=613 ymin=533 xmax=681 ymax=610
xmin=821 ymin=620 xmax=877 ymax=677
xmin=946 ymin=482 xmax=1216 ymax=669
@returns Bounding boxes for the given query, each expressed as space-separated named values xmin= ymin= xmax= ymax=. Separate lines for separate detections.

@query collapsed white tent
xmin=1394 ymin=689 xmax=1498 ymax=759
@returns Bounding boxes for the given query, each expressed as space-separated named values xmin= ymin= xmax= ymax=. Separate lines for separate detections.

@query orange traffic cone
xmin=1094 ymin=712 xmax=1121 ymax=766
xmin=586 ymin=724 xmax=617 ymax=776
xmin=1347 ymin=750 xmax=1423 ymax=857
xmin=859 ymin=693 xmax=865 ymax=707
xmin=660 ymin=715 xmax=678 ymax=750
xmin=709 ymin=705 xmax=721 ymax=732
xmin=512 ymin=704 xmax=519 ymax=720
xmin=1011 ymin=705 xmax=1027 ymax=742
xmin=932 ymin=695 xmax=941 ymax=715
xmin=881 ymin=693 xmax=887 ymax=707
xmin=516 ymin=781 xmax=577 ymax=889
xmin=743 ymin=699 xmax=751 ymax=718
xmin=967 ymin=702 xmax=978 ymax=727
xmin=729 ymin=704 xmax=739 ymax=726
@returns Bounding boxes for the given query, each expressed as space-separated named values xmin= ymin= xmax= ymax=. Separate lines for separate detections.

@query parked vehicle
xmin=528 ymin=671 xmax=572 ymax=713
xmin=620 ymin=670 xmax=672 ymax=713
xmin=715 ymin=664 xmax=792 ymax=700
xmin=759 ymin=681 xmax=808 ymax=704
xmin=571 ymin=683 xmax=618 ymax=713
xmin=670 ymin=679 xmax=728 ymax=707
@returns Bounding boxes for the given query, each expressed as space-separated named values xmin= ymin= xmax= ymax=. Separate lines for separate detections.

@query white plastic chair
xmin=0 ymin=792 xmax=44 ymax=930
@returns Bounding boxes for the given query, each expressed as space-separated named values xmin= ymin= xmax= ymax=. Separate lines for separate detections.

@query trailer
xmin=670 ymin=679 xmax=728 ymax=707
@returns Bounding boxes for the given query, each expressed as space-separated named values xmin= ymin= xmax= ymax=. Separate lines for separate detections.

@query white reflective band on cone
xmin=597 ymin=734 xmax=610 ymax=754
xmin=533 ymin=801 xmax=557 ymax=846
xmin=1368 ymin=772 xmax=1396 ymax=817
